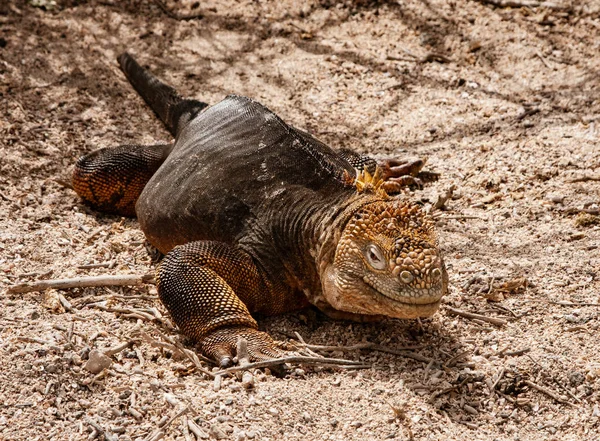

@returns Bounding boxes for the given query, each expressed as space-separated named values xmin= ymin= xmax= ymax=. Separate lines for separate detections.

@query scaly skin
xmin=72 ymin=53 xmax=448 ymax=367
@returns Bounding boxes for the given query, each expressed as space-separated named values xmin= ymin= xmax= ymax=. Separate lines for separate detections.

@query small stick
xmin=502 ymin=347 xmax=530 ymax=357
xmin=489 ymin=367 xmax=505 ymax=395
xmin=89 ymin=304 xmax=157 ymax=322
xmin=445 ymin=306 xmax=508 ymax=327
xmin=524 ymin=380 xmax=574 ymax=406
xmin=187 ymin=419 xmax=206 ymax=439
xmin=515 ymin=107 xmax=540 ymax=121
xmin=476 ymin=0 xmax=571 ymax=10
xmin=104 ymin=340 xmax=137 ymax=357
xmin=214 ymin=356 xmax=370 ymax=376
xmin=436 ymin=215 xmax=485 ymax=220
xmin=16 ymin=336 xmax=62 ymax=353
xmin=6 ymin=273 xmax=155 ymax=294
xmin=182 ymin=416 xmax=192 ymax=441
xmin=58 ymin=293 xmax=73 ymax=312
xmin=567 ymin=175 xmax=600 ymax=183
xmin=550 ymin=301 xmax=600 ymax=307
xmin=297 ymin=340 xmax=434 ymax=364
xmin=77 ymin=261 xmax=114 ymax=269
xmin=67 ymin=322 xmax=74 ymax=344
xmin=443 ymin=350 xmax=471 ymax=368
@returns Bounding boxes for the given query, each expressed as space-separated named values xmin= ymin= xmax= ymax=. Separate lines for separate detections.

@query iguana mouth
xmin=362 ymin=277 xmax=443 ymax=307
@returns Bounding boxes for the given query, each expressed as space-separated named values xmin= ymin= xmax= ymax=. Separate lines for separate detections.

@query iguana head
xmin=322 ymin=197 xmax=448 ymax=319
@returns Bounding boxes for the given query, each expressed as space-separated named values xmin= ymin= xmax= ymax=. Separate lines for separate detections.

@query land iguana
xmin=72 ymin=53 xmax=448 ymax=367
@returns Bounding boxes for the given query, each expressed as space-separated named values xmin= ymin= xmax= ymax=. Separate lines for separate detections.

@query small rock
xmin=84 ymin=350 xmax=111 ymax=374
xmin=246 ymin=431 xmax=256 ymax=440
xmin=568 ymin=371 xmax=585 ymax=387
xmin=267 ymin=407 xmax=279 ymax=416
xmin=164 ymin=393 xmax=179 ymax=406
xmin=330 ymin=418 xmax=339 ymax=427
xmin=302 ymin=411 xmax=312 ymax=423
xmin=234 ymin=431 xmax=246 ymax=441
xmin=70 ymin=354 xmax=83 ymax=366
xmin=212 ymin=374 xmax=222 ymax=392
xmin=241 ymin=372 xmax=254 ymax=389
xmin=209 ymin=424 xmax=227 ymax=440
xmin=45 ymin=363 xmax=59 ymax=374
xmin=568 ymin=232 xmax=585 ymax=241
xmin=350 ymin=421 xmax=363 ymax=428
xmin=545 ymin=193 xmax=564 ymax=204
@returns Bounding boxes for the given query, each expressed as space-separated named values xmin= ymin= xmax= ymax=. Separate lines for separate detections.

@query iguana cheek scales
xmin=72 ymin=52 xmax=448 ymax=365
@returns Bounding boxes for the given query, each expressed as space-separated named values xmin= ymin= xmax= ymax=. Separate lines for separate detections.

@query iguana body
xmin=73 ymin=53 xmax=448 ymax=366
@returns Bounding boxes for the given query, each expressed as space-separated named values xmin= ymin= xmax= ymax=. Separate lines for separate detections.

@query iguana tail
xmin=117 ymin=52 xmax=208 ymax=136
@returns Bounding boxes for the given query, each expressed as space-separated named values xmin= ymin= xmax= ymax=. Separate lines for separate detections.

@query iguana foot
xmin=201 ymin=326 xmax=287 ymax=368
xmin=378 ymin=157 xmax=440 ymax=193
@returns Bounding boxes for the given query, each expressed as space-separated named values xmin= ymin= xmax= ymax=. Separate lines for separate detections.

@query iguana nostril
xmin=431 ymin=268 xmax=442 ymax=281
xmin=400 ymin=271 xmax=414 ymax=284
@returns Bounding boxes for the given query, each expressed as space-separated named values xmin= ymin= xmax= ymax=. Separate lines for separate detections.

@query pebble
xmin=267 ymin=407 xmax=279 ymax=416
xmin=545 ymin=193 xmax=564 ymax=204
xmin=302 ymin=411 xmax=312 ymax=423
xmin=84 ymin=350 xmax=111 ymax=374
xmin=246 ymin=431 xmax=256 ymax=439
xmin=164 ymin=393 xmax=179 ymax=406
xmin=350 ymin=421 xmax=363 ymax=428
xmin=209 ymin=424 xmax=227 ymax=440
xmin=228 ymin=383 xmax=241 ymax=392
xmin=213 ymin=374 xmax=222 ymax=392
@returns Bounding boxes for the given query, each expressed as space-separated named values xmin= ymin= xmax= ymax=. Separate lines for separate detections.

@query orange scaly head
xmin=322 ymin=197 xmax=448 ymax=319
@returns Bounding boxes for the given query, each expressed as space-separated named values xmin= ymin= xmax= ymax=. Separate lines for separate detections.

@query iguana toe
xmin=201 ymin=326 xmax=285 ymax=367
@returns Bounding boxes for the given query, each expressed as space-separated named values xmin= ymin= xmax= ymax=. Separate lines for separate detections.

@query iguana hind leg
xmin=157 ymin=241 xmax=291 ymax=367
xmin=72 ymin=143 xmax=171 ymax=217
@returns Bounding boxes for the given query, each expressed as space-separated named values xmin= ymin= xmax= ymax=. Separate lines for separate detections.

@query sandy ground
xmin=1 ymin=0 xmax=600 ymax=440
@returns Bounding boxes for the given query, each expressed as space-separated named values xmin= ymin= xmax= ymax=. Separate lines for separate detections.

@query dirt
xmin=1 ymin=0 xmax=600 ymax=440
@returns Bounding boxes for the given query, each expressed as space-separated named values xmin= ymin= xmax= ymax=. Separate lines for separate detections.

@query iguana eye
xmin=365 ymin=244 xmax=386 ymax=270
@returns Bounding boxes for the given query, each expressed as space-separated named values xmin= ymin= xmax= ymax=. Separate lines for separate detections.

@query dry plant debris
xmin=1 ymin=0 xmax=600 ymax=440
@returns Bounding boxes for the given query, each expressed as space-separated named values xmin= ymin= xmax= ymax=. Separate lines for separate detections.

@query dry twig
xmin=214 ymin=356 xmax=370 ymax=376
xmin=524 ymin=380 xmax=574 ymax=406
xmin=445 ymin=306 xmax=508 ymax=326
xmin=296 ymin=340 xmax=434 ymax=364
xmin=475 ymin=0 xmax=571 ymax=10
xmin=6 ymin=273 xmax=155 ymax=294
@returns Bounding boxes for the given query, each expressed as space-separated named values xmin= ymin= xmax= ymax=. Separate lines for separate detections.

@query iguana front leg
xmin=378 ymin=157 xmax=428 ymax=193
xmin=156 ymin=241 xmax=294 ymax=367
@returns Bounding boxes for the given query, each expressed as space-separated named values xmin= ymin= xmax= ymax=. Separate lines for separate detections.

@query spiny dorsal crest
xmin=354 ymin=167 xmax=388 ymax=198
